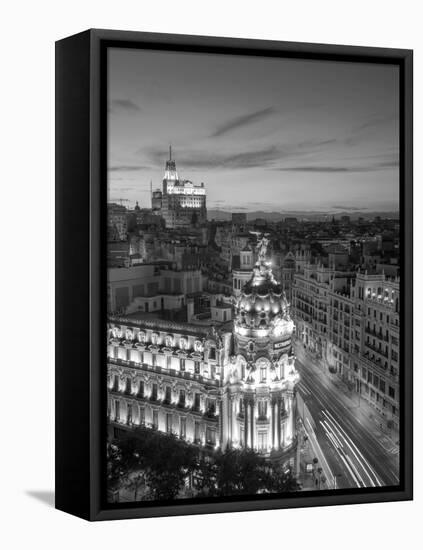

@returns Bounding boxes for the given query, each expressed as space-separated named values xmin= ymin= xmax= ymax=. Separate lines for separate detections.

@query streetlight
xmin=317 ymin=467 xmax=323 ymax=489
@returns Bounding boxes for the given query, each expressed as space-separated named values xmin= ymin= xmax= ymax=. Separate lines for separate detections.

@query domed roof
xmin=234 ymin=233 xmax=290 ymax=333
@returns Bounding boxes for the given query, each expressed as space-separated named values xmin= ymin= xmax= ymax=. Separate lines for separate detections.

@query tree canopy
xmin=108 ymin=430 xmax=299 ymax=501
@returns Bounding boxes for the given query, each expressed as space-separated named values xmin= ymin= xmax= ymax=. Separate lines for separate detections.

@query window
xmin=164 ymin=386 xmax=171 ymax=404
xmin=258 ymin=400 xmax=268 ymax=419
xmin=139 ymin=407 xmax=145 ymax=425
xmin=380 ymin=379 xmax=386 ymax=393
xmin=258 ymin=431 xmax=268 ymax=452
xmin=178 ymin=389 xmax=186 ymax=407
xmin=137 ymin=380 xmax=144 ymax=397
xmin=194 ymin=361 xmax=200 ymax=374
xmin=152 ymin=410 xmax=158 ymax=429
xmin=206 ymin=427 xmax=216 ymax=446
xmin=239 ymin=399 xmax=244 ymax=415
xmin=127 ymin=404 xmax=132 ymax=425
xmin=260 ymin=365 xmax=267 ymax=382
xmin=389 ymin=386 xmax=395 ymax=399
xmin=206 ymin=398 xmax=216 ymax=415
xmin=166 ymin=413 xmax=173 ymax=434
xmin=194 ymin=421 xmax=201 ymax=443
xmin=125 ymin=377 xmax=132 ymax=394
xmin=166 ymin=355 xmax=172 ymax=369
xmin=180 ymin=358 xmax=185 ymax=371
xmin=193 ymin=393 xmax=201 ymax=412
xmin=180 ymin=417 xmax=186 ymax=439
xmin=209 ymin=347 xmax=216 ymax=360
xmin=113 ymin=375 xmax=119 ymax=392
xmin=151 ymin=383 xmax=158 ymax=401
xmin=115 ymin=400 xmax=120 ymax=421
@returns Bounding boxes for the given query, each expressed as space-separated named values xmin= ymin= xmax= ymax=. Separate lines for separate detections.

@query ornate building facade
xmin=292 ymin=263 xmax=400 ymax=431
xmin=160 ymin=148 xmax=207 ymax=229
xmin=107 ymin=234 xmax=299 ymax=457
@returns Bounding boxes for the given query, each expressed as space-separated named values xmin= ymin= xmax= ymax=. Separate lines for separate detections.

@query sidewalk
xmin=294 ymin=341 xmax=399 ymax=454
xmin=297 ymin=419 xmax=330 ymax=491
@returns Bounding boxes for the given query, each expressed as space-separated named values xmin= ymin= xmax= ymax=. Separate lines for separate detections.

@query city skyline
xmin=108 ymin=47 xmax=399 ymax=213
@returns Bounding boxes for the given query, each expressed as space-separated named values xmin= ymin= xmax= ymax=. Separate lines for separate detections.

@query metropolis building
xmin=107 ymin=235 xmax=299 ymax=458
xmin=159 ymin=147 xmax=207 ymax=229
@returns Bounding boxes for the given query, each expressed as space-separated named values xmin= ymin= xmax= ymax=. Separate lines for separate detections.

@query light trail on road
xmin=296 ymin=355 xmax=400 ymax=490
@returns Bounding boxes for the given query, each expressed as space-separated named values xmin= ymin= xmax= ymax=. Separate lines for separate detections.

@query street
xmin=295 ymin=349 xmax=400 ymax=490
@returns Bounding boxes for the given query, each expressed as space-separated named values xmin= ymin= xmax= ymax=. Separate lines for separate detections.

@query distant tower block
xmin=160 ymin=148 xmax=207 ymax=229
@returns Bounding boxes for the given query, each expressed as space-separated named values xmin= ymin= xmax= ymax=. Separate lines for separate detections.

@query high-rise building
xmin=160 ymin=147 xmax=207 ymax=228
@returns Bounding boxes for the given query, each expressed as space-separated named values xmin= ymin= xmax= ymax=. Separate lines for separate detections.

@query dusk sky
xmin=107 ymin=47 xmax=399 ymax=214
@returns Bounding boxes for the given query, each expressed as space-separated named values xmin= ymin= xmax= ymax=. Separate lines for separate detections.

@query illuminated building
xmin=231 ymin=233 xmax=299 ymax=454
xmin=160 ymin=147 xmax=207 ymax=229
xmin=107 ymin=233 xmax=299 ymax=457
xmin=292 ymin=263 xmax=400 ymax=430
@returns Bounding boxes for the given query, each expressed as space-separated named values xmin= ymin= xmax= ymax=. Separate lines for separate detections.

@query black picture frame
xmin=55 ymin=28 xmax=413 ymax=521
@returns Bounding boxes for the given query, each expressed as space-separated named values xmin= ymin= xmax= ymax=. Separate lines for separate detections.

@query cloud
xmin=354 ymin=113 xmax=396 ymax=133
xmin=109 ymin=99 xmax=141 ymax=113
xmin=274 ymin=160 xmax=399 ymax=173
xmin=211 ymin=107 xmax=276 ymax=137
xmin=331 ymin=205 xmax=368 ymax=211
xmin=297 ymin=138 xmax=338 ymax=149
xmin=109 ymin=165 xmax=150 ymax=172
xmin=377 ymin=160 xmax=399 ymax=168
xmin=144 ymin=144 xmax=311 ymax=172
xmin=343 ymin=114 xmax=398 ymax=146
xmin=275 ymin=166 xmax=363 ymax=173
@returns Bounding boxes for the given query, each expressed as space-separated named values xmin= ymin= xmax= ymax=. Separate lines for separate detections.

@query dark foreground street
xmin=296 ymin=348 xmax=399 ymax=490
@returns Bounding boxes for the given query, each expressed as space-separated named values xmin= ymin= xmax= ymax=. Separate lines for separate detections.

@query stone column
xmin=221 ymin=396 xmax=228 ymax=449
xmin=276 ymin=399 xmax=281 ymax=450
xmin=228 ymin=395 xmax=233 ymax=444
xmin=232 ymin=396 xmax=238 ymax=446
xmin=219 ymin=399 xmax=224 ymax=448
xmin=250 ymin=400 xmax=255 ymax=450
xmin=244 ymin=398 xmax=249 ymax=447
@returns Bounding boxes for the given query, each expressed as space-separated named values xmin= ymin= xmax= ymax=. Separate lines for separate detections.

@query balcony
xmin=365 ymin=342 xmax=389 ymax=358
xmin=108 ymin=357 xmax=220 ymax=388
xmin=365 ymin=327 xmax=389 ymax=342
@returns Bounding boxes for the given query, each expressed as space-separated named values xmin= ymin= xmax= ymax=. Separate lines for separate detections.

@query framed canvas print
xmin=55 ymin=29 xmax=413 ymax=521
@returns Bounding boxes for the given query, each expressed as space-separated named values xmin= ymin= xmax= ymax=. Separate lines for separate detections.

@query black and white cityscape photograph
xmin=106 ymin=47 xmax=400 ymax=503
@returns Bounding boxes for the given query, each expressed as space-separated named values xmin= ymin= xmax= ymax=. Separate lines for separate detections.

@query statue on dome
xmin=250 ymin=231 xmax=270 ymax=266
